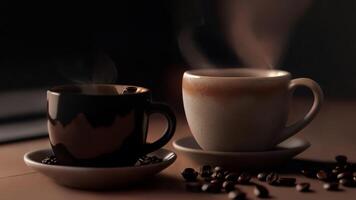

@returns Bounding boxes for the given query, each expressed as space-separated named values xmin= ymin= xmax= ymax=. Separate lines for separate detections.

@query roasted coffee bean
xmin=224 ymin=170 xmax=231 ymax=177
xmin=253 ymin=184 xmax=269 ymax=198
xmin=335 ymin=155 xmax=347 ymax=164
xmin=237 ymin=172 xmax=251 ymax=184
xmin=337 ymin=172 xmax=352 ymax=180
xmin=214 ymin=166 xmax=224 ymax=173
xmin=122 ymin=86 xmax=138 ymax=94
xmin=277 ymin=178 xmax=296 ymax=186
xmin=200 ymin=165 xmax=213 ymax=177
xmin=342 ymin=163 xmax=353 ymax=171
xmin=332 ymin=168 xmax=341 ymax=175
xmin=257 ymin=172 xmax=268 ymax=181
xmin=301 ymin=169 xmax=315 ymax=178
xmin=339 ymin=178 xmax=354 ymax=187
xmin=353 ymin=176 xmax=356 ymax=182
xmin=201 ymin=182 xmax=220 ymax=193
xmin=211 ymin=171 xmax=225 ymax=180
xmin=266 ymin=172 xmax=279 ymax=185
xmin=323 ymin=182 xmax=339 ymax=191
xmin=223 ymin=181 xmax=236 ymax=192
xmin=316 ymin=170 xmax=330 ymax=181
xmin=41 ymin=156 xmax=57 ymax=165
xmin=186 ymin=182 xmax=202 ymax=192
xmin=211 ymin=179 xmax=223 ymax=188
xmin=296 ymin=183 xmax=310 ymax=192
xmin=204 ymin=177 xmax=213 ymax=182
xmin=181 ymin=168 xmax=198 ymax=182
xmin=228 ymin=190 xmax=246 ymax=200
xmin=225 ymin=173 xmax=239 ymax=183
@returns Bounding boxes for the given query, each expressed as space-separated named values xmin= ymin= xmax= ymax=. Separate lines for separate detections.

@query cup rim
xmin=47 ymin=84 xmax=150 ymax=97
xmin=184 ymin=68 xmax=290 ymax=80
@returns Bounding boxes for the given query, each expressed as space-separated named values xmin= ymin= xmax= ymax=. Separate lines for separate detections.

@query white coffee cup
xmin=182 ymin=68 xmax=323 ymax=152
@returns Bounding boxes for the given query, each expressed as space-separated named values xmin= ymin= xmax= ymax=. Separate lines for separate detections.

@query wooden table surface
xmin=1 ymin=99 xmax=356 ymax=200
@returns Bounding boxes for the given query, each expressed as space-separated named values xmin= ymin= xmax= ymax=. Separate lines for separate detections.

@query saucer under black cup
xmin=24 ymin=148 xmax=177 ymax=189
xmin=47 ymin=84 xmax=176 ymax=167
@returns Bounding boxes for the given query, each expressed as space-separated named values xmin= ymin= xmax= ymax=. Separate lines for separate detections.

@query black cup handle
xmin=143 ymin=102 xmax=176 ymax=154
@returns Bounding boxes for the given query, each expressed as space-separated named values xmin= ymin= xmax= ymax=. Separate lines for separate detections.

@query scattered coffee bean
xmin=257 ymin=172 xmax=268 ymax=181
xmin=343 ymin=163 xmax=353 ymax=171
xmin=277 ymin=178 xmax=296 ymax=186
xmin=224 ymin=170 xmax=231 ymax=177
xmin=41 ymin=155 xmax=57 ymax=165
xmin=301 ymin=169 xmax=315 ymax=178
xmin=323 ymin=182 xmax=339 ymax=191
xmin=332 ymin=168 xmax=341 ymax=175
xmin=228 ymin=190 xmax=246 ymax=200
xmin=339 ymin=178 xmax=354 ymax=187
xmin=214 ymin=166 xmax=224 ymax=173
xmin=353 ymin=176 xmax=356 ymax=182
xmin=137 ymin=155 xmax=163 ymax=165
xmin=186 ymin=182 xmax=202 ymax=192
xmin=225 ymin=173 xmax=239 ymax=183
xmin=181 ymin=168 xmax=198 ymax=182
xmin=335 ymin=155 xmax=347 ymax=165
xmin=296 ymin=183 xmax=310 ymax=192
xmin=266 ymin=172 xmax=279 ymax=185
xmin=337 ymin=172 xmax=352 ymax=180
xmin=253 ymin=184 xmax=269 ymax=198
xmin=200 ymin=165 xmax=213 ymax=178
xmin=122 ymin=86 xmax=137 ymax=94
xmin=211 ymin=171 xmax=225 ymax=180
xmin=237 ymin=172 xmax=251 ymax=184
xmin=223 ymin=181 xmax=235 ymax=192
xmin=211 ymin=179 xmax=223 ymax=188
xmin=201 ymin=182 xmax=220 ymax=193
xmin=316 ymin=170 xmax=330 ymax=181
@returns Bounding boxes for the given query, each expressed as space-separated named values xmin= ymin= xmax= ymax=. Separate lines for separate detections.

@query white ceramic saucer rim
xmin=24 ymin=148 xmax=177 ymax=172
xmin=173 ymin=136 xmax=310 ymax=156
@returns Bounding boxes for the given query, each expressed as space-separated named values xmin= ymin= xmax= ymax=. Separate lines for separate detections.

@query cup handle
xmin=274 ymin=78 xmax=324 ymax=145
xmin=142 ymin=102 xmax=176 ymax=154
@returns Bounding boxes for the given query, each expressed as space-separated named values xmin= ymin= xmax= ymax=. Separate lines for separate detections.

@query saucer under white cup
xmin=24 ymin=148 xmax=176 ymax=190
xmin=173 ymin=136 xmax=310 ymax=169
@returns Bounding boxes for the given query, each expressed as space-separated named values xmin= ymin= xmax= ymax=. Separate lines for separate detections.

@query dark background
xmin=1 ymin=0 xmax=356 ymax=108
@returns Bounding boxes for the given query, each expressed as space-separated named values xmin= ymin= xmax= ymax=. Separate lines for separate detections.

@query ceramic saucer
xmin=24 ymin=148 xmax=176 ymax=190
xmin=173 ymin=136 xmax=310 ymax=169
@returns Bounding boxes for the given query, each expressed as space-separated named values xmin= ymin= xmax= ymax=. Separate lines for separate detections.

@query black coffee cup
xmin=47 ymin=84 xmax=176 ymax=167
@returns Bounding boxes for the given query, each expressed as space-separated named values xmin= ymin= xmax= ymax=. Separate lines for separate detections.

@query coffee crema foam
xmin=48 ymin=112 xmax=134 ymax=159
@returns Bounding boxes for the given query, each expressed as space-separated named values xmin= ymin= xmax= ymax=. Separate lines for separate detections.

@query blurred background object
xmin=1 ymin=0 xmax=356 ymax=141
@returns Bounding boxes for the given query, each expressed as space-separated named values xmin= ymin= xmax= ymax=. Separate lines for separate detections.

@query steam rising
xmin=178 ymin=0 xmax=312 ymax=69
xmin=56 ymin=52 xmax=117 ymax=84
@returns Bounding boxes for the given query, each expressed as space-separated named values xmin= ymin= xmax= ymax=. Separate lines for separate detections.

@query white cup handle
xmin=274 ymin=78 xmax=324 ymax=145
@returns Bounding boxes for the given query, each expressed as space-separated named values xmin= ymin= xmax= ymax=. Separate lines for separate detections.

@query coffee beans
xmin=200 ymin=165 xmax=213 ymax=178
xmin=228 ymin=190 xmax=246 ymax=200
xmin=339 ymin=178 xmax=354 ymax=187
xmin=237 ymin=172 xmax=251 ymax=184
xmin=225 ymin=173 xmax=239 ymax=183
xmin=301 ymin=169 xmax=315 ymax=178
xmin=323 ymin=182 xmax=339 ymax=191
xmin=181 ymin=168 xmax=198 ymax=182
xmin=257 ymin=172 xmax=268 ymax=181
xmin=41 ymin=156 xmax=57 ymax=165
xmin=223 ymin=181 xmax=235 ymax=192
xmin=316 ymin=170 xmax=330 ymax=181
xmin=201 ymin=182 xmax=220 ymax=193
xmin=266 ymin=172 xmax=279 ymax=185
xmin=335 ymin=155 xmax=348 ymax=165
xmin=253 ymin=184 xmax=269 ymax=198
xmin=181 ymin=156 xmax=355 ymax=198
xmin=296 ymin=183 xmax=310 ymax=192
xmin=138 ymin=155 xmax=163 ymax=165
xmin=122 ymin=86 xmax=137 ymax=94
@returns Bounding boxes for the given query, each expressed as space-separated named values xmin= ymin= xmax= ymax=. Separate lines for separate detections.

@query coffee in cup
xmin=47 ymin=84 xmax=176 ymax=166
xmin=182 ymin=68 xmax=323 ymax=152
